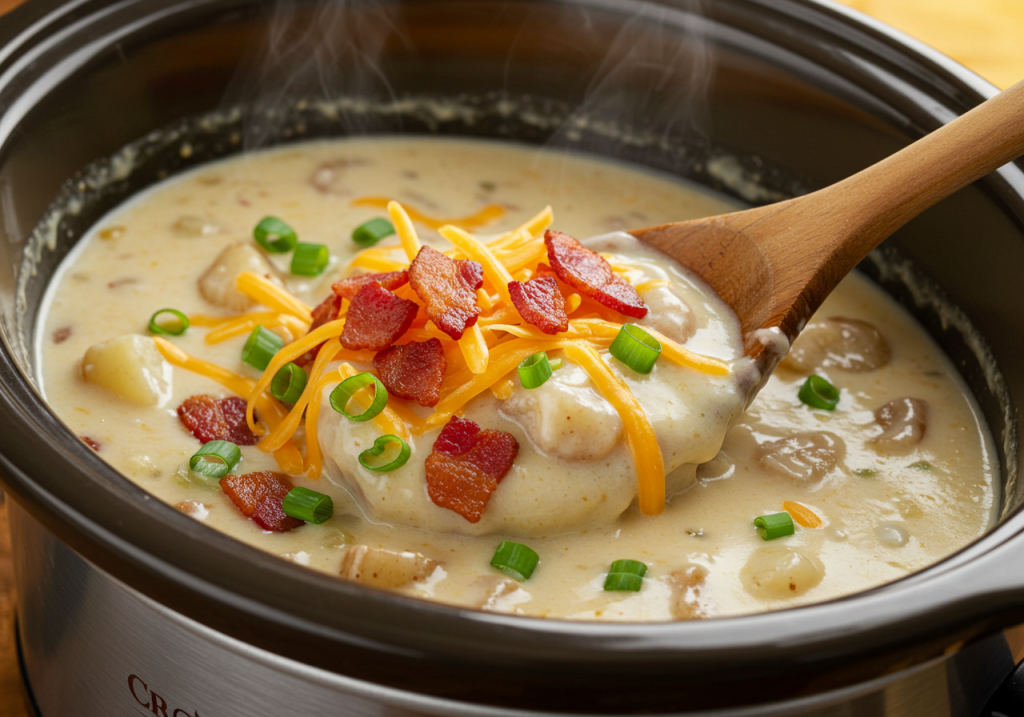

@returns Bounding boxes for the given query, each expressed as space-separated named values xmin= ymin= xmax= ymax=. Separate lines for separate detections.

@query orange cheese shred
xmin=354 ymin=196 xmax=505 ymax=232
xmin=783 ymin=501 xmax=823 ymax=529
xmin=236 ymin=272 xmax=313 ymax=323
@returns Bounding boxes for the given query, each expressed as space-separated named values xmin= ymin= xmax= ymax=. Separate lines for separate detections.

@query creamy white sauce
xmin=35 ymin=137 xmax=997 ymax=620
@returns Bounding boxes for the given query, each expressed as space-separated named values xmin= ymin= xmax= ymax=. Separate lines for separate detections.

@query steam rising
xmin=225 ymin=0 xmax=714 ymax=166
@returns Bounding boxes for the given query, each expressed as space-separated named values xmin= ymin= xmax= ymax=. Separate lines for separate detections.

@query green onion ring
xmin=291 ymin=242 xmax=330 ymax=277
xmin=352 ymin=218 xmax=396 ymax=247
xmin=490 ymin=541 xmax=540 ymax=581
xmin=148 ymin=308 xmax=189 ymax=336
xmin=189 ymin=440 xmax=241 ymax=479
xmin=549 ymin=358 xmax=563 ymax=370
xmin=754 ymin=512 xmax=795 ymax=541
xmin=358 ymin=434 xmax=412 ymax=472
xmin=798 ymin=375 xmax=840 ymax=410
xmin=603 ymin=558 xmax=648 ymax=592
xmin=282 ymin=486 xmax=334 ymax=524
xmin=518 ymin=351 xmax=553 ymax=389
xmin=609 ymin=324 xmax=662 ymax=374
xmin=271 ymin=363 xmax=308 ymax=404
xmin=241 ymin=325 xmax=284 ymax=371
xmin=253 ymin=216 xmax=298 ymax=253
xmin=330 ymin=372 xmax=388 ymax=422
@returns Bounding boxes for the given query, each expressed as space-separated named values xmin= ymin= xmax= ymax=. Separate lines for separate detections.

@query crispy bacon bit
xmin=408 ymin=246 xmax=483 ymax=340
xmin=425 ymin=415 xmax=519 ymax=523
xmin=220 ymin=471 xmax=303 ymax=532
xmin=296 ymin=293 xmax=342 ymax=365
xmin=107 ymin=278 xmax=139 ymax=289
xmin=534 ymin=263 xmax=557 ymax=279
xmin=332 ymin=270 xmax=409 ymax=300
xmin=177 ymin=395 xmax=259 ymax=446
xmin=508 ymin=276 xmax=569 ymax=335
xmin=545 ymin=230 xmax=647 ymax=318
xmin=373 ymin=338 xmax=447 ymax=407
xmin=80 ymin=436 xmax=101 ymax=452
xmin=53 ymin=326 xmax=72 ymax=344
xmin=340 ymin=283 xmax=419 ymax=352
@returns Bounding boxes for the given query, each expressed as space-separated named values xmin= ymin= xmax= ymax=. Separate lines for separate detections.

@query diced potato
xmin=758 ymin=431 xmax=845 ymax=483
xmin=781 ymin=317 xmax=890 ymax=373
xmin=871 ymin=397 xmax=928 ymax=455
xmin=198 ymin=242 xmax=275 ymax=312
xmin=741 ymin=546 xmax=824 ymax=599
xmin=666 ymin=564 xmax=709 ymax=619
xmin=638 ymin=286 xmax=696 ymax=344
xmin=501 ymin=362 xmax=622 ymax=461
xmin=81 ymin=334 xmax=172 ymax=406
xmin=339 ymin=545 xmax=440 ymax=590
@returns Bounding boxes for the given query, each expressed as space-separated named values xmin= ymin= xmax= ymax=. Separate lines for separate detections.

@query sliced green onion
xmin=253 ymin=216 xmax=298 ymax=253
xmin=271 ymin=363 xmax=308 ymax=404
xmin=352 ymin=218 xmax=395 ymax=247
xmin=909 ymin=461 xmax=932 ymax=471
xmin=604 ymin=559 xmax=648 ymax=592
xmin=189 ymin=440 xmax=241 ymax=479
xmin=358 ymin=434 xmax=411 ymax=472
xmin=490 ymin=541 xmax=540 ymax=581
xmin=148 ymin=308 xmax=189 ymax=336
xmin=291 ymin=242 xmax=330 ymax=277
xmin=282 ymin=486 xmax=334 ymax=524
xmin=609 ymin=324 xmax=662 ymax=374
xmin=549 ymin=358 xmax=563 ymax=370
xmin=330 ymin=372 xmax=388 ymax=422
xmin=855 ymin=468 xmax=878 ymax=478
xmin=241 ymin=326 xmax=283 ymax=371
xmin=518 ymin=352 xmax=553 ymax=389
xmin=754 ymin=512 xmax=795 ymax=541
xmin=798 ymin=375 xmax=839 ymax=410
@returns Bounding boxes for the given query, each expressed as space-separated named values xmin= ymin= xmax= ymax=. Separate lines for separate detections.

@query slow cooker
xmin=0 ymin=0 xmax=1023 ymax=714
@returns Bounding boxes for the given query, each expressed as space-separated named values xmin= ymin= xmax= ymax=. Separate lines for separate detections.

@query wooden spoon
xmin=630 ymin=79 xmax=1024 ymax=383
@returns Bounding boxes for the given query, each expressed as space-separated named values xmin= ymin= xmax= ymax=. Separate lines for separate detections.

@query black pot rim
xmin=0 ymin=0 xmax=1022 ymax=708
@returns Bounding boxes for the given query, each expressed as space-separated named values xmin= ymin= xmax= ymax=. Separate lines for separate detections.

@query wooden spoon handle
xmin=818 ymin=78 xmax=1024 ymax=258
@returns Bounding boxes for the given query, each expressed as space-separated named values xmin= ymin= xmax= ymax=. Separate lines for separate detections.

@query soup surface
xmin=37 ymin=137 xmax=997 ymax=619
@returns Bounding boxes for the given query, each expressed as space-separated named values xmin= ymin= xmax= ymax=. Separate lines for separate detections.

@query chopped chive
xmin=271 ymin=363 xmax=308 ymax=404
xmin=253 ymin=216 xmax=298 ymax=253
xmin=358 ymin=434 xmax=411 ymax=472
xmin=855 ymin=468 xmax=878 ymax=478
xmin=291 ymin=242 xmax=330 ymax=277
xmin=282 ymin=486 xmax=333 ymax=524
xmin=490 ymin=541 xmax=539 ymax=581
xmin=148 ymin=308 xmax=189 ymax=336
xmin=241 ymin=325 xmax=283 ymax=371
xmin=549 ymin=358 xmax=563 ymax=370
xmin=330 ymin=372 xmax=388 ymax=422
xmin=604 ymin=559 xmax=648 ymax=592
xmin=909 ymin=461 xmax=932 ymax=471
xmin=609 ymin=324 xmax=662 ymax=374
xmin=352 ymin=218 xmax=395 ymax=247
xmin=189 ymin=440 xmax=241 ymax=479
xmin=798 ymin=375 xmax=839 ymax=410
xmin=518 ymin=352 xmax=553 ymax=389
xmin=754 ymin=512 xmax=795 ymax=541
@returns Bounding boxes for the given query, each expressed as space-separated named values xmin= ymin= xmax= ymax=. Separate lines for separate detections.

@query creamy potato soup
xmin=37 ymin=137 xmax=996 ymax=620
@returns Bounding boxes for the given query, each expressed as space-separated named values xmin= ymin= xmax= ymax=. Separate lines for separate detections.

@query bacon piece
xmin=177 ymin=395 xmax=259 ymax=446
xmin=80 ymin=436 xmax=100 ymax=452
xmin=534 ymin=263 xmax=558 ymax=279
xmin=332 ymin=270 xmax=409 ymax=300
xmin=296 ymin=293 xmax=343 ymax=365
xmin=373 ymin=338 xmax=447 ymax=407
xmin=220 ymin=471 xmax=304 ymax=532
xmin=544 ymin=230 xmax=647 ymax=318
xmin=425 ymin=415 xmax=519 ymax=523
xmin=53 ymin=326 xmax=72 ymax=344
xmin=508 ymin=276 xmax=569 ymax=335
xmin=340 ymin=283 xmax=419 ymax=351
xmin=408 ymin=245 xmax=483 ymax=340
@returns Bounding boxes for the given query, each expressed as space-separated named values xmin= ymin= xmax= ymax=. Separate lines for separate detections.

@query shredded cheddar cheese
xmin=783 ymin=501 xmax=823 ymax=529
xmin=387 ymin=201 xmax=422 ymax=262
xmin=355 ymin=195 xmax=506 ymax=231
xmin=236 ymin=272 xmax=313 ymax=323
xmin=458 ymin=323 xmax=490 ymax=374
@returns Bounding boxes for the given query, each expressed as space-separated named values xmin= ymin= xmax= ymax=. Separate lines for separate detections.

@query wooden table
xmin=0 ymin=1 xmax=1021 ymax=714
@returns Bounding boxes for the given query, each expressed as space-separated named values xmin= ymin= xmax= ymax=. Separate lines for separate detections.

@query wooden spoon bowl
xmin=631 ymin=80 xmax=1024 ymax=386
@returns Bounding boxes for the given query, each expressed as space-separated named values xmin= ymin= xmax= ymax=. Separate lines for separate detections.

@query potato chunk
xmin=638 ymin=286 xmax=696 ymax=344
xmin=339 ymin=546 xmax=440 ymax=590
xmin=871 ymin=397 xmax=927 ymax=455
xmin=81 ymin=334 xmax=172 ymax=406
xmin=758 ymin=431 xmax=845 ymax=482
xmin=501 ymin=362 xmax=622 ymax=461
xmin=666 ymin=564 xmax=709 ymax=619
xmin=198 ymin=242 xmax=275 ymax=312
xmin=741 ymin=546 xmax=824 ymax=599
xmin=781 ymin=317 xmax=890 ymax=373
